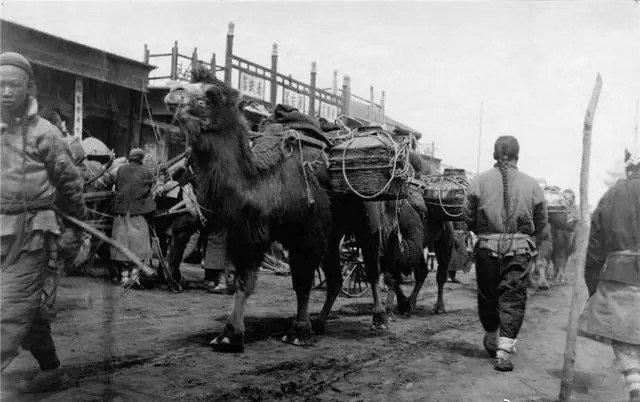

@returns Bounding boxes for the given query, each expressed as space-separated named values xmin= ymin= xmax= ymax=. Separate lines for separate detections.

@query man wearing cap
xmin=101 ymin=148 xmax=156 ymax=286
xmin=580 ymin=149 xmax=640 ymax=402
xmin=464 ymin=135 xmax=547 ymax=371
xmin=1 ymin=52 xmax=85 ymax=391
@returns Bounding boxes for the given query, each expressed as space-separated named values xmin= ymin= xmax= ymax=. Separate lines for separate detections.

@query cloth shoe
xmin=16 ymin=369 xmax=69 ymax=393
xmin=483 ymin=331 xmax=498 ymax=357
xmin=494 ymin=349 xmax=514 ymax=372
xmin=493 ymin=337 xmax=517 ymax=372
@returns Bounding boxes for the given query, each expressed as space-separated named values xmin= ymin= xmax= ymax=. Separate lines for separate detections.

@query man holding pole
xmin=579 ymin=149 xmax=640 ymax=402
xmin=0 ymin=52 xmax=85 ymax=391
xmin=464 ymin=135 xmax=548 ymax=371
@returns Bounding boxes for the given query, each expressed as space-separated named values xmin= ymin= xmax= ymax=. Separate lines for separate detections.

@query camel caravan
xmin=160 ymin=65 xmax=578 ymax=353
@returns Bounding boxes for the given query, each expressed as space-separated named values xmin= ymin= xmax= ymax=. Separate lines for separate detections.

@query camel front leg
xmin=316 ymin=232 xmax=343 ymax=334
xmin=434 ymin=236 xmax=451 ymax=314
xmin=407 ymin=254 xmax=428 ymax=313
xmin=210 ymin=267 xmax=257 ymax=353
xmin=282 ymin=250 xmax=318 ymax=346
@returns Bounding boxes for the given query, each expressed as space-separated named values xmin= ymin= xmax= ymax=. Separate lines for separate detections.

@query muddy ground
xmin=1 ymin=263 xmax=626 ymax=402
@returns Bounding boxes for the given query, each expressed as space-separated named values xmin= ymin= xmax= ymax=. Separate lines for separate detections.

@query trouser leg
xmin=612 ymin=341 xmax=640 ymax=393
xmin=475 ymin=250 xmax=500 ymax=333
xmin=497 ymin=255 xmax=530 ymax=339
xmin=22 ymin=308 xmax=60 ymax=371
xmin=1 ymin=249 xmax=49 ymax=372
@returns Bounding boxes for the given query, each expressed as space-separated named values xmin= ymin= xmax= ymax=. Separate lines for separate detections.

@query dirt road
xmin=2 ymin=264 xmax=625 ymax=401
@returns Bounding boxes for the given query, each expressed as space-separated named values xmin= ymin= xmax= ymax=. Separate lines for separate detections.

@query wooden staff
xmin=54 ymin=206 xmax=156 ymax=277
xmin=559 ymin=73 xmax=603 ymax=401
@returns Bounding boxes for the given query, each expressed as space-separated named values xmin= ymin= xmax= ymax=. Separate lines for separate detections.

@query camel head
xmin=164 ymin=64 xmax=242 ymax=139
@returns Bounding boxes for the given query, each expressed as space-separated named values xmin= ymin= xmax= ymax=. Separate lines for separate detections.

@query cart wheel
xmin=340 ymin=261 xmax=369 ymax=298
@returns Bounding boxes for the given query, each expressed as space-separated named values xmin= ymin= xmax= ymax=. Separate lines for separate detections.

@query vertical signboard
xmin=239 ymin=72 xmax=266 ymax=100
xmin=73 ymin=77 xmax=83 ymax=139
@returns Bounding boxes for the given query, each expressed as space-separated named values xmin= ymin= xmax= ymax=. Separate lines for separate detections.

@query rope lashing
xmin=340 ymin=131 xmax=411 ymax=200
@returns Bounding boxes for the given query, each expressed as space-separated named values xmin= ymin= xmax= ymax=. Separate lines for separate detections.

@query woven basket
xmin=328 ymin=127 xmax=409 ymax=201
xmin=422 ymin=170 xmax=469 ymax=221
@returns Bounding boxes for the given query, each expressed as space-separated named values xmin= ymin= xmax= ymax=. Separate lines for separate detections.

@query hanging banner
xmin=73 ymin=77 xmax=83 ymax=139
xmin=239 ymin=72 xmax=266 ymax=100
xmin=283 ymin=90 xmax=307 ymax=113
xmin=319 ymin=103 xmax=338 ymax=121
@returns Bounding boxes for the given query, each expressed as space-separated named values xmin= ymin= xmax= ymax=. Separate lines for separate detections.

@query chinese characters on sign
xmin=239 ymin=72 xmax=266 ymax=100
xmin=319 ymin=103 xmax=338 ymax=121
xmin=283 ymin=90 xmax=307 ymax=113
xmin=73 ymin=78 xmax=83 ymax=139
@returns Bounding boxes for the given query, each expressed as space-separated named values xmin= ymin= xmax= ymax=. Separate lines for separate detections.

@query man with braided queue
xmin=464 ymin=135 xmax=547 ymax=371
xmin=579 ymin=148 xmax=640 ymax=402
xmin=0 ymin=52 xmax=85 ymax=392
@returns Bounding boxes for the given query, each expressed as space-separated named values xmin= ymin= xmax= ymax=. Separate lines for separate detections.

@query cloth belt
xmin=0 ymin=198 xmax=53 ymax=214
xmin=0 ymin=198 xmax=55 ymax=268
xmin=476 ymin=233 xmax=536 ymax=258
xmin=600 ymin=249 xmax=640 ymax=286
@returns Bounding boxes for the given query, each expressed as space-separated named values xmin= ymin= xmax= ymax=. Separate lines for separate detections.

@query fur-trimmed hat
xmin=493 ymin=135 xmax=520 ymax=161
xmin=0 ymin=52 xmax=33 ymax=78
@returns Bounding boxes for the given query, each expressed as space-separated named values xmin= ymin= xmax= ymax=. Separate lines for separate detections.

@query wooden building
xmin=1 ymin=20 xmax=155 ymax=157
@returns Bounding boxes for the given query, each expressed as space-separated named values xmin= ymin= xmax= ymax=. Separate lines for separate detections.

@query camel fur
xmin=165 ymin=67 xmax=339 ymax=352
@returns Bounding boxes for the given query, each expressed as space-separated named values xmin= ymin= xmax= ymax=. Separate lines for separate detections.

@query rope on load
xmin=340 ymin=130 xmax=411 ymax=199
xmin=423 ymin=175 xmax=467 ymax=218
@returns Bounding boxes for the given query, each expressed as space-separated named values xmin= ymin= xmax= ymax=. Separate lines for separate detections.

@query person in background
xmin=464 ymin=135 xmax=547 ymax=371
xmin=0 ymin=51 xmax=85 ymax=392
xmin=101 ymin=148 xmax=156 ymax=287
xmin=580 ymin=148 xmax=640 ymax=402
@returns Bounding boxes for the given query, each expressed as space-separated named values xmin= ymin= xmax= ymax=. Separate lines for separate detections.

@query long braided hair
xmin=494 ymin=136 xmax=519 ymax=254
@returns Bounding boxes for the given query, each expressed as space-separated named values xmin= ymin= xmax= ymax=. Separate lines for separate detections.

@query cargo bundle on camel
xmin=165 ymin=65 xmax=460 ymax=352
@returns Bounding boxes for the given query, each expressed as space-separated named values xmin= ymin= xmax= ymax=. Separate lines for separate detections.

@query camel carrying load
xmin=163 ymin=64 xmax=461 ymax=352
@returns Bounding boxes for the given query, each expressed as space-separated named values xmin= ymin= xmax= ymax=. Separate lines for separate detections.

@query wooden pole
xmin=559 ymin=73 xmax=603 ymax=401
xmin=309 ymin=62 xmax=317 ymax=116
xmin=170 ymin=41 xmax=178 ymax=81
xmin=270 ymin=43 xmax=278 ymax=107
xmin=54 ymin=207 xmax=156 ymax=277
xmin=224 ymin=22 xmax=234 ymax=86
xmin=476 ymin=101 xmax=483 ymax=174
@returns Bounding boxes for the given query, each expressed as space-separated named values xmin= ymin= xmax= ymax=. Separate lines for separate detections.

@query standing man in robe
xmin=580 ymin=149 xmax=640 ymax=402
xmin=1 ymin=52 xmax=85 ymax=392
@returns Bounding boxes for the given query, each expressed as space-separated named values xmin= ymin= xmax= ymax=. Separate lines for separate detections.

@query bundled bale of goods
xmin=328 ymin=126 xmax=411 ymax=201
xmin=422 ymin=168 xmax=469 ymax=221
xmin=544 ymin=185 xmax=571 ymax=227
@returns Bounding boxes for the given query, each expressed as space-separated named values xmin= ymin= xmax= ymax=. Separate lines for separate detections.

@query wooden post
xmin=381 ymin=90 xmax=386 ymax=125
xmin=192 ymin=47 xmax=198 ymax=64
xmin=170 ymin=41 xmax=178 ymax=81
xmin=270 ymin=43 xmax=278 ymax=107
xmin=342 ymin=75 xmax=351 ymax=116
xmin=211 ymin=53 xmax=217 ymax=78
xmin=143 ymin=44 xmax=150 ymax=64
xmin=559 ymin=73 xmax=603 ymax=402
xmin=224 ymin=22 xmax=234 ymax=86
xmin=369 ymin=86 xmax=375 ymax=122
xmin=477 ymin=101 xmax=483 ymax=174
xmin=309 ymin=62 xmax=317 ymax=116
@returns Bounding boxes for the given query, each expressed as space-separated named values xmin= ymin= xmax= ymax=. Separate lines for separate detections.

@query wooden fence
xmin=143 ymin=22 xmax=388 ymax=124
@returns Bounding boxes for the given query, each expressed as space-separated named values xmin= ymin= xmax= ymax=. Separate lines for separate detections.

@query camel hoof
xmin=397 ymin=296 xmax=412 ymax=315
xmin=210 ymin=324 xmax=244 ymax=353
xmin=433 ymin=302 xmax=446 ymax=314
xmin=312 ymin=319 xmax=327 ymax=335
xmin=371 ymin=311 xmax=389 ymax=330
xmin=282 ymin=320 xmax=313 ymax=347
